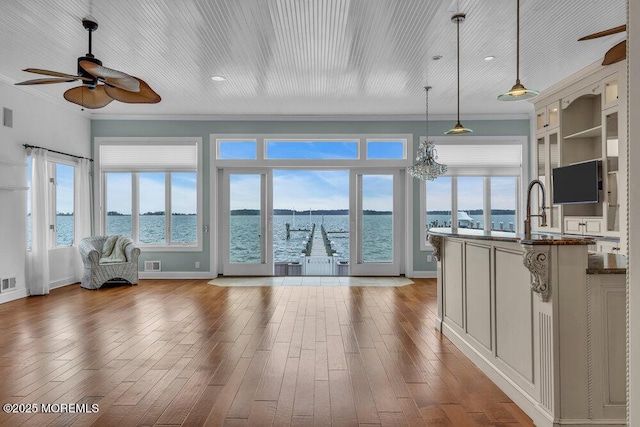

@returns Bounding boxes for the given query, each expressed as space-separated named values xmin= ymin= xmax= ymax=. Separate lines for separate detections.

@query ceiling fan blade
xmin=23 ymin=68 xmax=92 ymax=81
xmin=79 ymin=61 xmax=140 ymax=92
xmin=63 ymin=85 xmax=113 ymax=109
xmin=104 ymin=78 xmax=161 ymax=104
xmin=602 ymin=41 xmax=626 ymax=66
xmin=15 ymin=77 xmax=79 ymax=85
xmin=578 ymin=25 xmax=626 ymax=41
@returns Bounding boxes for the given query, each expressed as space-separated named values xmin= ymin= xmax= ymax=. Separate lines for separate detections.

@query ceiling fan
xmin=578 ymin=25 xmax=626 ymax=66
xmin=15 ymin=17 xmax=160 ymax=109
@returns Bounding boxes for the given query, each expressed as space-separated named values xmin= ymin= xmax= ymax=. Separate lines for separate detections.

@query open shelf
xmin=564 ymin=125 xmax=602 ymax=140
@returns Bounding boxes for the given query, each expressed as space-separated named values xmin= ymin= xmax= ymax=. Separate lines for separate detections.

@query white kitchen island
xmin=428 ymin=228 xmax=626 ymax=427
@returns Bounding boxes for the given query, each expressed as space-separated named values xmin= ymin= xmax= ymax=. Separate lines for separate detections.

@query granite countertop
xmin=587 ymin=252 xmax=627 ymax=274
xmin=428 ymin=227 xmax=596 ymax=246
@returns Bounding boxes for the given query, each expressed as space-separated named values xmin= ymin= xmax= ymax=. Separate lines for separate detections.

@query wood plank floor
xmin=0 ymin=279 xmax=534 ymax=426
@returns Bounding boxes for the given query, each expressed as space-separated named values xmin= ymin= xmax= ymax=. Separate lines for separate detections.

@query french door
xmin=349 ymin=170 xmax=402 ymax=276
xmin=220 ymin=168 xmax=403 ymax=276
xmin=221 ymin=170 xmax=273 ymax=276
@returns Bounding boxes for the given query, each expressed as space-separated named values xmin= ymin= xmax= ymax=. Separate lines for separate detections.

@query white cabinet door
xmin=564 ymin=217 xmax=583 ymax=234
xmin=584 ymin=218 xmax=604 ymax=235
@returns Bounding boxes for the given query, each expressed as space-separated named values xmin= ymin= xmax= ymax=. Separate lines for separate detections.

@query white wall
xmin=0 ymin=81 xmax=90 ymax=302
xmin=628 ymin=0 xmax=638 ymax=423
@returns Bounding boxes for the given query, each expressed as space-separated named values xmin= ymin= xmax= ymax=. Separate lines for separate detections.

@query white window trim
xmin=94 ymin=137 xmax=204 ymax=252
xmin=211 ymin=134 xmax=412 ymax=168
xmin=420 ymin=136 xmax=528 ymax=251
xmin=210 ymin=133 xmax=413 ymax=276
xmin=49 ymin=156 xmax=77 ymax=248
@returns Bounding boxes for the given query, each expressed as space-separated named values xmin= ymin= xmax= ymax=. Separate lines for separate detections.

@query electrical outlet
xmin=427 ymin=255 xmax=433 ymax=263
xmin=195 ymin=261 xmax=200 ymax=269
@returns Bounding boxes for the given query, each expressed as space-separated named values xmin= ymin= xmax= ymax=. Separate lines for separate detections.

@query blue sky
xmin=107 ymin=172 xmax=197 ymax=214
xmin=228 ymin=170 xmax=395 ymax=211
xmin=32 ymin=142 xmax=515 ymax=216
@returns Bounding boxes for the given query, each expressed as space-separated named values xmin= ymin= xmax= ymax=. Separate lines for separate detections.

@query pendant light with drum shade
xmin=445 ymin=13 xmax=472 ymax=135
xmin=497 ymin=0 xmax=539 ymax=101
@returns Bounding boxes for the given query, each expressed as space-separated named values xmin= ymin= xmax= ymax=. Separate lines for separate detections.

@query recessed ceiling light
xmin=432 ymin=55 xmax=442 ymax=61
xmin=211 ymin=76 xmax=226 ymax=81
xmin=484 ymin=56 xmax=495 ymax=61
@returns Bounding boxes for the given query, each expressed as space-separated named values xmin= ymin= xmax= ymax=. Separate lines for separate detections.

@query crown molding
xmin=90 ymin=113 xmax=530 ymax=121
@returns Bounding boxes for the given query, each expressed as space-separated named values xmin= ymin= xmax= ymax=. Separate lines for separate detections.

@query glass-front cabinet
xmin=603 ymin=74 xmax=619 ymax=109
xmin=604 ymin=109 xmax=619 ymax=234
xmin=536 ymin=129 xmax=561 ymax=233
xmin=536 ymin=100 xmax=560 ymax=133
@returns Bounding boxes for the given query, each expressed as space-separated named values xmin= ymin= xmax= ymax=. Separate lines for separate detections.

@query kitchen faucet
xmin=524 ymin=179 xmax=548 ymax=239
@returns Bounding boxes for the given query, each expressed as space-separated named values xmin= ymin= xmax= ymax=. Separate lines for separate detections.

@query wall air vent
xmin=2 ymin=108 xmax=13 ymax=128
xmin=1 ymin=277 xmax=17 ymax=292
xmin=144 ymin=261 xmax=161 ymax=272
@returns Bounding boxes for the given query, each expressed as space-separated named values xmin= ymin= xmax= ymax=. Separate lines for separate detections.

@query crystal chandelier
xmin=408 ymin=86 xmax=447 ymax=181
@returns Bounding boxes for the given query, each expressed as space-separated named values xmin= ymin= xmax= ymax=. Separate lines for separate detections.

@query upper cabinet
xmin=603 ymin=74 xmax=619 ymax=109
xmin=536 ymin=100 xmax=560 ymax=133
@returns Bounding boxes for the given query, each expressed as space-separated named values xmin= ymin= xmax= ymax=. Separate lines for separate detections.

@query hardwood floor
xmin=0 ymin=279 xmax=534 ymax=426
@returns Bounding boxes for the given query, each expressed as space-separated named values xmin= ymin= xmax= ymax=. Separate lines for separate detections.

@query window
xmin=217 ymin=140 xmax=257 ymax=159
xmin=171 ymin=173 xmax=198 ymax=244
xmin=491 ymin=177 xmax=517 ymax=231
xmin=106 ymin=173 xmax=132 ymax=237
xmin=421 ymin=137 xmax=525 ymax=250
xmin=98 ymin=139 xmax=202 ymax=250
xmin=265 ymin=140 xmax=359 ymax=159
xmin=54 ymin=163 xmax=75 ymax=246
xmin=366 ymin=140 xmax=405 ymax=159
xmin=26 ymin=157 xmax=77 ymax=249
xmin=26 ymin=157 xmax=32 ymax=250
xmin=212 ymin=135 xmax=409 ymax=166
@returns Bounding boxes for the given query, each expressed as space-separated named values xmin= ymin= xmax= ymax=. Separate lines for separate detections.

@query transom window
xmin=213 ymin=134 xmax=409 ymax=164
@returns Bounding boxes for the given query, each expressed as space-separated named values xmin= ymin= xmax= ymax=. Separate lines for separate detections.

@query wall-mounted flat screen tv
xmin=552 ymin=160 xmax=601 ymax=204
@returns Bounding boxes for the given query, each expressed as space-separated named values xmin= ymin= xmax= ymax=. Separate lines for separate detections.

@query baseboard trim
xmin=138 ymin=271 xmax=214 ymax=279
xmin=50 ymin=278 xmax=78 ymax=290
xmin=407 ymin=271 xmax=437 ymax=279
xmin=0 ymin=288 xmax=28 ymax=304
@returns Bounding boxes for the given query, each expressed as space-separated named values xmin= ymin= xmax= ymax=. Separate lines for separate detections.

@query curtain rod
xmin=23 ymin=144 xmax=93 ymax=162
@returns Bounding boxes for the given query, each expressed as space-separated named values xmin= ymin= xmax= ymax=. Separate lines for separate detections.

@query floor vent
xmin=144 ymin=261 xmax=161 ymax=272
xmin=1 ymin=277 xmax=17 ymax=292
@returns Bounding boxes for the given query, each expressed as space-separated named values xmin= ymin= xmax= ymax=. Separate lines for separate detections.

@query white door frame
xmin=221 ymin=169 xmax=273 ymax=276
xmin=349 ymin=169 xmax=403 ymax=276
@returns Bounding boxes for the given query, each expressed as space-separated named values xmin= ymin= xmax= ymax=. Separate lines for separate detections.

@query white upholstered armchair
xmin=79 ymin=235 xmax=140 ymax=289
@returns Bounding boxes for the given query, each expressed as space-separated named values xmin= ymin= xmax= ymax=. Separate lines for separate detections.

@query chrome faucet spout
xmin=524 ymin=179 xmax=547 ymax=239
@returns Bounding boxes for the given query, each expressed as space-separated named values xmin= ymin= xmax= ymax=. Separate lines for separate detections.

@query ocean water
xmin=88 ymin=214 xmax=391 ymax=264
xmin=42 ymin=213 xmax=510 ymax=259
xmin=230 ymin=214 xmax=391 ymax=264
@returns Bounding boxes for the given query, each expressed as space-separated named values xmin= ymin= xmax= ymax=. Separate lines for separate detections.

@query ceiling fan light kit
xmin=497 ymin=0 xmax=539 ymax=101
xmin=15 ymin=17 xmax=160 ymax=109
xmin=445 ymin=12 xmax=472 ymax=135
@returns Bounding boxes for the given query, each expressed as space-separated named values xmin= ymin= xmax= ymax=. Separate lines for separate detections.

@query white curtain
xmin=26 ymin=148 xmax=50 ymax=295
xmin=74 ymin=158 xmax=92 ymax=281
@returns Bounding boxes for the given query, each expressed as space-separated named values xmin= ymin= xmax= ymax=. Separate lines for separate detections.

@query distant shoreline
xmin=101 ymin=209 xmax=516 ymax=216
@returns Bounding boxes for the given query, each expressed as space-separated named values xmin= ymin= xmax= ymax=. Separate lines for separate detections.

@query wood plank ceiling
xmin=0 ymin=0 xmax=626 ymax=118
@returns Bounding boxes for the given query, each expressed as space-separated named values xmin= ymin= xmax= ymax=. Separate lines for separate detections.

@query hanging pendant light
xmin=408 ymin=86 xmax=447 ymax=181
xmin=446 ymin=13 xmax=473 ymax=135
xmin=497 ymin=0 xmax=539 ymax=101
